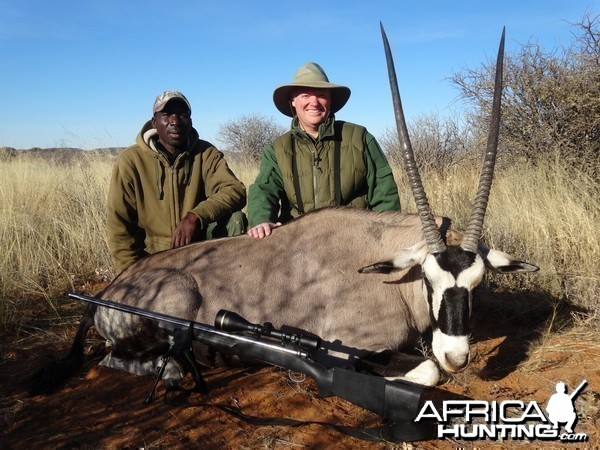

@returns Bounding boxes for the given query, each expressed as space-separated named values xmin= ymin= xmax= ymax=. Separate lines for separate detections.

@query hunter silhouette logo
xmin=415 ymin=379 xmax=589 ymax=442
xmin=545 ymin=380 xmax=587 ymax=434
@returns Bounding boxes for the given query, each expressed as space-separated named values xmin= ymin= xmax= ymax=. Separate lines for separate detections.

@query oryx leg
xmin=355 ymin=350 xmax=440 ymax=387
xmin=95 ymin=269 xmax=202 ymax=387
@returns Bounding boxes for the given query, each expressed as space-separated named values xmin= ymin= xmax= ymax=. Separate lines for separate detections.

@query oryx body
xmin=95 ymin=210 xmax=443 ymax=385
xmin=48 ymin=207 xmax=535 ymax=391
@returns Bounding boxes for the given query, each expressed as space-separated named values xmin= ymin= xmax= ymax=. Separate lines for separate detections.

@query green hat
xmin=273 ymin=62 xmax=351 ymax=117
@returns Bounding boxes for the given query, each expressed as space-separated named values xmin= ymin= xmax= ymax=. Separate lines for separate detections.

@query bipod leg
xmin=145 ymin=344 xmax=175 ymax=404
xmin=172 ymin=324 xmax=208 ymax=394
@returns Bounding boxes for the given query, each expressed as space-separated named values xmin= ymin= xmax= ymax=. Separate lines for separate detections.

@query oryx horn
xmin=461 ymin=28 xmax=505 ymax=253
xmin=380 ymin=22 xmax=446 ymax=254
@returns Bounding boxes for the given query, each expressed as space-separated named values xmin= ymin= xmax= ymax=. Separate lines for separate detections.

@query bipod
xmin=145 ymin=323 xmax=207 ymax=404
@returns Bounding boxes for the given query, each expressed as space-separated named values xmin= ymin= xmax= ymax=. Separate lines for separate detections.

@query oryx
xmin=31 ymin=26 xmax=538 ymax=395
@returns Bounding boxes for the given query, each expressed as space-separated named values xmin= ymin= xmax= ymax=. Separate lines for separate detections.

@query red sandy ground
xmin=1 ymin=287 xmax=598 ymax=449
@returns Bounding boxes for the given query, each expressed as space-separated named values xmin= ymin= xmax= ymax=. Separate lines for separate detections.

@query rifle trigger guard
xmin=287 ymin=370 xmax=306 ymax=383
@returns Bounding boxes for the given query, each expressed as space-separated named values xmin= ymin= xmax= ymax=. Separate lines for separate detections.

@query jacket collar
xmin=139 ymin=120 xmax=199 ymax=159
xmin=290 ymin=115 xmax=336 ymax=142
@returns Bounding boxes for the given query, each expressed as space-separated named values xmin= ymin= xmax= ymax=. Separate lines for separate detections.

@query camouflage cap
xmin=152 ymin=90 xmax=192 ymax=114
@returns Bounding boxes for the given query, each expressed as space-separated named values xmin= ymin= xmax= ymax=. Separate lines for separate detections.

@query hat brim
xmin=154 ymin=97 xmax=192 ymax=114
xmin=273 ymin=82 xmax=351 ymax=117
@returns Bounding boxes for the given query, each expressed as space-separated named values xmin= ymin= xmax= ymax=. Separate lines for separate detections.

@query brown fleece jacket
xmin=107 ymin=120 xmax=246 ymax=272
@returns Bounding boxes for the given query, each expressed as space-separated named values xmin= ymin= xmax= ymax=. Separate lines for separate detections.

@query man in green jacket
xmin=107 ymin=90 xmax=247 ymax=273
xmin=247 ymin=62 xmax=400 ymax=238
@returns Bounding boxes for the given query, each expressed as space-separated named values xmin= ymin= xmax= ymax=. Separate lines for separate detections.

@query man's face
xmin=291 ymin=88 xmax=331 ymax=134
xmin=152 ymin=100 xmax=192 ymax=153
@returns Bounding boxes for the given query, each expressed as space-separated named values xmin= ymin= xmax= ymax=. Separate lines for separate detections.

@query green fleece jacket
xmin=248 ymin=116 xmax=400 ymax=227
xmin=107 ymin=121 xmax=246 ymax=272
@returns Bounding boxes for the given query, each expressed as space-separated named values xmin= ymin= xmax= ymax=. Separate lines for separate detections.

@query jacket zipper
xmin=311 ymin=144 xmax=319 ymax=208
xmin=170 ymin=155 xmax=183 ymax=233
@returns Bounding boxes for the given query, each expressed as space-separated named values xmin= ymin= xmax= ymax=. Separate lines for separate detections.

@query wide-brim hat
xmin=273 ymin=62 xmax=351 ymax=117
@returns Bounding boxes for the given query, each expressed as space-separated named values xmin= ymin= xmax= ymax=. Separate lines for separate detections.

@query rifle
xmin=569 ymin=379 xmax=587 ymax=400
xmin=68 ymin=292 xmax=435 ymax=442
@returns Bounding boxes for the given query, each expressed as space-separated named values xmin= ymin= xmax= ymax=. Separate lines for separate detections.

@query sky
xmin=0 ymin=1 xmax=596 ymax=150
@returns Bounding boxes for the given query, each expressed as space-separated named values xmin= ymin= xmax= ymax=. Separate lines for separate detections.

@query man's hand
xmin=247 ymin=222 xmax=282 ymax=239
xmin=171 ymin=212 xmax=200 ymax=248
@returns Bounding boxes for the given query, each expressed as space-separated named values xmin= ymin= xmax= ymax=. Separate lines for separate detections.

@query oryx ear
xmin=358 ymin=260 xmax=398 ymax=274
xmin=358 ymin=242 xmax=428 ymax=274
xmin=480 ymin=247 xmax=540 ymax=274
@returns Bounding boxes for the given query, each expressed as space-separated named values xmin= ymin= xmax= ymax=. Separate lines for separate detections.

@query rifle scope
xmin=215 ymin=310 xmax=321 ymax=351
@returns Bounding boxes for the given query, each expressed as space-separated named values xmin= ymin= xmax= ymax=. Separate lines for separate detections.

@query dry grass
xmin=0 ymin=152 xmax=115 ymax=326
xmin=0 ymin=149 xmax=598 ymax=448
xmin=522 ymin=310 xmax=600 ymax=372
xmin=0 ymin=150 xmax=597 ymax=331
xmin=228 ymin=156 xmax=259 ymax=199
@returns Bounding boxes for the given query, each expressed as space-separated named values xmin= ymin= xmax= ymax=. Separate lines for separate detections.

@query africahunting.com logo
xmin=415 ymin=380 xmax=588 ymax=442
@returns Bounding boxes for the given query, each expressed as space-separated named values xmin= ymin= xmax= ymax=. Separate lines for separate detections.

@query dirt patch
xmin=1 ymin=290 xmax=598 ymax=449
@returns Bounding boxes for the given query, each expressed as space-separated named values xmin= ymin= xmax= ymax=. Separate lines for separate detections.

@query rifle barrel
xmin=68 ymin=293 xmax=309 ymax=359
xmin=569 ymin=379 xmax=588 ymax=400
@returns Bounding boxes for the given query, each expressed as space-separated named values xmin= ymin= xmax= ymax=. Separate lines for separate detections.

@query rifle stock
xmin=68 ymin=293 xmax=428 ymax=433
